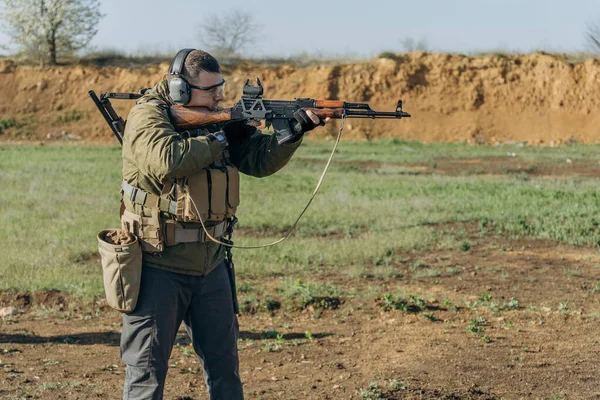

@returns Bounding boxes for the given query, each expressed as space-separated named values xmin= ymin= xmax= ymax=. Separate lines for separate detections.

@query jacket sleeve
xmin=123 ymin=103 xmax=227 ymax=181
xmin=227 ymin=127 xmax=303 ymax=178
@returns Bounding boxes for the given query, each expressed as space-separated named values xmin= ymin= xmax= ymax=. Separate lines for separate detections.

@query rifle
xmin=89 ymin=77 xmax=410 ymax=145
xmin=88 ymin=90 xmax=142 ymax=145
xmin=170 ymin=78 xmax=411 ymax=144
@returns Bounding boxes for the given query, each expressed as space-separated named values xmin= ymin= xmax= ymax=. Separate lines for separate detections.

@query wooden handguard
xmin=315 ymin=100 xmax=344 ymax=108
xmin=303 ymin=108 xmax=346 ymax=119
xmin=170 ymin=106 xmax=232 ymax=130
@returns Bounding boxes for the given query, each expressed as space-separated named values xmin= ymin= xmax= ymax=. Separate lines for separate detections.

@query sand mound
xmin=1 ymin=52 xmax=599 ymax=144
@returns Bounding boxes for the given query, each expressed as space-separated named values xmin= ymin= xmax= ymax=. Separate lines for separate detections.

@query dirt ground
xmin=2 ymin=159 xmax=600 ymax=400
xmin=2 ymin=234 xmax=600 ymax=400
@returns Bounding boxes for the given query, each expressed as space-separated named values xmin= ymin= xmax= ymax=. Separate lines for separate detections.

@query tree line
xmin=2 ymin=2 xmax=600 ymax=66
xmin=0 ymin=1 xmax=261 ymax=66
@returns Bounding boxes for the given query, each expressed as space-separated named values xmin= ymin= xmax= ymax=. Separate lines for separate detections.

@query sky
xmin=1 ymin=0 xmax=600 ymax=57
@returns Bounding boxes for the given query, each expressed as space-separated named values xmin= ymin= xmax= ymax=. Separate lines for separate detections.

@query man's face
xmin=186 ymin=71 xmax=225 ymax=110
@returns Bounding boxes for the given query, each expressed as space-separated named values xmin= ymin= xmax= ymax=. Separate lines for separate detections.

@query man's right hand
xmin=221 ymin=119 xmax=251 ymax=143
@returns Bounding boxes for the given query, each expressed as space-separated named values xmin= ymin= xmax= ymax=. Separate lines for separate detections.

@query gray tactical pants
xmin=120 ymin=262 xmax=243 ymax=400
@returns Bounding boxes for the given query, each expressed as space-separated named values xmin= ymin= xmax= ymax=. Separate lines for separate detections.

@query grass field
xmin=3 ymin=140 xmax=600 ymax=399
xmin=1 ymin=140 xmax=599 ymax=300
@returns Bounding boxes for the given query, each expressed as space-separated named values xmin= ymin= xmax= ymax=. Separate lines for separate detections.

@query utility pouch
xmin=185 ymin=169 xmax=211 ymax=221
xmin=208 ymin=168 xmax=228 ymax=221
xmin=184 ymin=165 xmax=240 ymax=223
xmin=121 ymin=208 xmax=164 ymax=253
xmin=97 ymin=229 xmax=142 ymax=313
xmin=225 ymin=165 xmax=240 ymax=218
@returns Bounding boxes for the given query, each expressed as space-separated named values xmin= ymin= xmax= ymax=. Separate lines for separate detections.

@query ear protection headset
xmin=168 ymin=48 xmax=195 ymax=105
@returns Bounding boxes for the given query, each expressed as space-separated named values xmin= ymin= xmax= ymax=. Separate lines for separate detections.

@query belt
xmin=165 ymin=220 xmax=228 ymax=245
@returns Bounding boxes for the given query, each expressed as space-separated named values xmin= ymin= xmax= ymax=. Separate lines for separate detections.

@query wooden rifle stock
xmin=169 ymin=106 xmax=232 ymax=130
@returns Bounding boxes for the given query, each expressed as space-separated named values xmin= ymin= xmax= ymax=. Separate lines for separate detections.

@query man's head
xmin=168 ymin=49 xmax=225 ymax=110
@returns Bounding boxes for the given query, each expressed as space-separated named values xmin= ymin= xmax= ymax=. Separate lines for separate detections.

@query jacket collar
xmin=137 ymin=80 xmax=173 ymax=106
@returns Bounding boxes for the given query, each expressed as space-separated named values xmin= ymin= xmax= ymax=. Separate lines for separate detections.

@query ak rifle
xmin=89 ymin=77 xmax=411 ymax=145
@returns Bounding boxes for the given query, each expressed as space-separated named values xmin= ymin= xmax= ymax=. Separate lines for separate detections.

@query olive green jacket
xmin=121 ymin=80 xmax=302 ymax=275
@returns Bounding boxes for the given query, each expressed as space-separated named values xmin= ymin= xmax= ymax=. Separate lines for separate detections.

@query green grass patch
xmin=2 ymin=141 xmax=600 ymax=299
xmin=378 ymin=293 xmax=431 ymax=313
xmin=280 ymin=279 xmax=342 ymax=310
xmin=0 ymin=117 xmax=18 ymax=133
xmin=466 ymin=317 xmax=491 ymax=342
xmin=54 ymin=109 xmax=87 ymax=124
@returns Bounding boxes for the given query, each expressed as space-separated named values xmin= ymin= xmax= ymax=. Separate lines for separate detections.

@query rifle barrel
xmin=305 ymin=108 xmax=410 ymax=119
xmin=344 ymin=109 xmax=411 ymax=118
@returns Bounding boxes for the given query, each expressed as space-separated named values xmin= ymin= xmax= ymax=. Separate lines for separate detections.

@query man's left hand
xmin=292 ymin=109 xmax=330 ymax=135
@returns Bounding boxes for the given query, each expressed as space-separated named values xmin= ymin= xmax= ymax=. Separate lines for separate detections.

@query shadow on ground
xmin=0 ymin=331 xmax=120 ymax=346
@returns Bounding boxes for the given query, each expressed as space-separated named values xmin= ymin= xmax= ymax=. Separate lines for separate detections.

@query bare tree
xmin=585 ymin=20 xmax=600 ymax=52
xmin=0 ymin=0 xmax=103 ymax=65
xmin=400 ymin=37 xmax=429 ymax=53
xmin=197 ymin=10 xmax=262 ymax=57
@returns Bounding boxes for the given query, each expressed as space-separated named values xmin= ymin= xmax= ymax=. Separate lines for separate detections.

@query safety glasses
xmin=188 ymin=79 xmax=226 ymax=97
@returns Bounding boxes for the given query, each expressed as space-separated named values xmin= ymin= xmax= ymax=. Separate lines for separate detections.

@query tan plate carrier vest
xmin=120 ymin=157 xmax=240 ymax=253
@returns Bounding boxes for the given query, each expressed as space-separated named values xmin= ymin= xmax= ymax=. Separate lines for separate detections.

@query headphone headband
xmin=169 ymin=48 xmax=195 ymax=76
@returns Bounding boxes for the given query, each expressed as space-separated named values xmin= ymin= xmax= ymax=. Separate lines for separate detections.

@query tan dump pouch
xmin=184 ymin=166 xmax=240 ymax=222
xmin=97 ymin=229 xmax=142 ymax=313
xmin=121 ymin=208 xmax=164 ymax=253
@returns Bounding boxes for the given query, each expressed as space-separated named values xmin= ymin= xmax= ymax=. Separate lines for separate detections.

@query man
xmin=118 ymin=48 xmax=326 ymax=399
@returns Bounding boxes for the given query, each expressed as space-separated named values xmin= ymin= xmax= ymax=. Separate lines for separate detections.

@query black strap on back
xmin=169 ymin=48 xmax=195 ymax=75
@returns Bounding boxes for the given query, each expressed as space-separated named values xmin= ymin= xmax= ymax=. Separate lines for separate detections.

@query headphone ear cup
xmin=169 ymin=77 xmax=191 ymax=105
